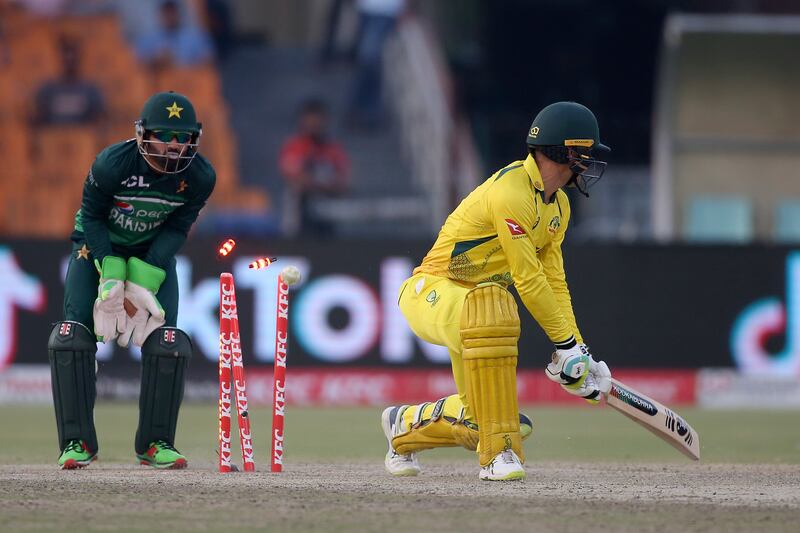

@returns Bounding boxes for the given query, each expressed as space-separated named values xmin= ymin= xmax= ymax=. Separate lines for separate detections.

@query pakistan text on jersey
xmin=109 ymin=209 xmax=168 ymax=233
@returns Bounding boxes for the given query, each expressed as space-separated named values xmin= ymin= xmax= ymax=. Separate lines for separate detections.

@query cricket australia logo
xmin=426 ymin=290 xmax=441 ymax=307
xmin=547 ymin=216 xmax=561 ymax=234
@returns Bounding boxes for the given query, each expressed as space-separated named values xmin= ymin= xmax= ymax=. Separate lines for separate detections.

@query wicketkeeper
xmin=382 ymin=102 xmax=613 ymax=480
xmin=49 ymin=91 xmax=215 ymax=469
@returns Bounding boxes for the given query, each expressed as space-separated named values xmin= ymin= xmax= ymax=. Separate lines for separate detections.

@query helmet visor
xmin=138 ymin=136 xmax=199 ymax=174
xmin=150 ymin=130 xmax=194 ymax=143
xmin=568 ymin=147 xmax=607 ymax=196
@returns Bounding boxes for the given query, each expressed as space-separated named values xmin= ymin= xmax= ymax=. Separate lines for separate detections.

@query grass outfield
xmin=5 ymin=403 xmax=800 ymax=465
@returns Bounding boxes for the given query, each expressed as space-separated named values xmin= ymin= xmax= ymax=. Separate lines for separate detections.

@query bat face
xmin=605 ymin=379 xmax=701 ymax=460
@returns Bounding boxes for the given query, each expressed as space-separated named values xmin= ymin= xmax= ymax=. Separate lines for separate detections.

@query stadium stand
xmin=0 ymin=4 xmax=268 ymax=237
xmin=774 ymin=199 xmax=800 ymax=243
xmin=684 ymin=195 xmax=754 ymax=244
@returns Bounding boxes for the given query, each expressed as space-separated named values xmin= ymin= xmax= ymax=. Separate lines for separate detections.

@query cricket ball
xmin=280 ymin=265 xmax=302 ymax=286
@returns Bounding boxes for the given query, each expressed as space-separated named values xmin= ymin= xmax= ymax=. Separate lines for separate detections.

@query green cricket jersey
xmin=72 ymin=139 xmax=216 ymax=270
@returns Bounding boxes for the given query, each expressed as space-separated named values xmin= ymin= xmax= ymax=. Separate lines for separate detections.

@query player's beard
xmin=164 ymin=148 xmax=183 ymax=173
xmin=145 ymin=144 xmax=187 ymax=173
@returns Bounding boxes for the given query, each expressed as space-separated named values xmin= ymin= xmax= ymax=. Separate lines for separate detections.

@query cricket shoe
xmin=479 ymin=449 xmax=525 ymax=481
xmin=137 ymin=440 xmax=188 ymax=469
xmin=58 ymin=439 xmax=96 ymax=470
xmin=381 ymin=405 xmax=421 ymax=476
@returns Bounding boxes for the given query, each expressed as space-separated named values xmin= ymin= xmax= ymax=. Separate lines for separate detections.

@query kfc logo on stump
xmin=505 ymin=219 xmax=527 ymax=239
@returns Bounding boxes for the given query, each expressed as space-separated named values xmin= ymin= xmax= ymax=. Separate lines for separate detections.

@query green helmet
xmin=138 ymin=91 xmax=201 ymax=132
xmin=135 ymin=91 xmax=202 ymax=174
xmin=526 ymin=101 xmax=610 ymax=197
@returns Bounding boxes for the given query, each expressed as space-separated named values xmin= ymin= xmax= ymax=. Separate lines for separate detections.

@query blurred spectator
xmin=319 ymin=0 xmax=352 ymax=64
xmin=135 ymin=0 xmax=213 ymax=68
xmin=204 ymin=0 xmax=234 ymax=60
xmin=348 ymin=0 xmax=406 ymax=128
xmin=12 ymin=0 xmax=68 ymax=16
xmin=33 ymin=35 xmax=105 ymax=125
xmin=11 ymin=0 xmax=113 ymax=16
xmin=279 ymin=99 xmax=350 ymax=237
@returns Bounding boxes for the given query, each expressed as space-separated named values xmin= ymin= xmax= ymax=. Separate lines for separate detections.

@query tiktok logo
xmin=0 ymin=248 xmax=46 ymax=369
xmin=731 ymin=252 xmax=800 ymax=376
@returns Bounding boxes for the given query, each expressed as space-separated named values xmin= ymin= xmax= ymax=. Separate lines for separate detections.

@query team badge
xmin=177 ymin=180 xmax=188 ymax=193
xmin=547 ymin=216 xmax=561 ymax=234
xmin=76 ymin=245 xmax=90 ymax=260
xmin=166 ymin=102 xmax=183 ymax=119
xmin=425 ymin=290 xmax=441 ymax=307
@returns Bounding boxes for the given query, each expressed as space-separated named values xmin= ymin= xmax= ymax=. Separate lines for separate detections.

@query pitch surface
xmin=2 ymin=462 xmax=799 ymax=532
xmin=3 ymin=404 xmax=799 ymax=531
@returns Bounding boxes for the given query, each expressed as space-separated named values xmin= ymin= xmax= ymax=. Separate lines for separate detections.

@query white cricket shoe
xmin=381 ymin=405 xmax=421 ymax=476
xmin=479 ymin=449 xmax=525 ymax=481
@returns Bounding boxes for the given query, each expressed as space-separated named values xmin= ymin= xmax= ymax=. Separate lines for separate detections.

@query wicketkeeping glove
xmin=117 ymin=257 xmax=166 ymax=348
xmin=545 ymin=344 xmax=612 ymax=404
xmin=92 ymin=256 xmax=127 ymax=343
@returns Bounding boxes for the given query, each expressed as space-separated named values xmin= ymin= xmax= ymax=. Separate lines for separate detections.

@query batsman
xmin=382 ymin=102 xmax=613 ymax=480
xmin=49 ymin=91 xmax=215 ymax=469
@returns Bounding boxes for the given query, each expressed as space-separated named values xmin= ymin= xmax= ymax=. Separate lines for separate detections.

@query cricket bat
xmin=604 ymin=378 xmax=700 ymax=460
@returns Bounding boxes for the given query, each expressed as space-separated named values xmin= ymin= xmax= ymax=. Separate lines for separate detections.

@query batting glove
xmin=545 ymin=344 xmax=612 ymax=404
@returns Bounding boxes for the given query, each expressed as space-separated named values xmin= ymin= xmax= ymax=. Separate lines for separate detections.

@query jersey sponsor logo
xmin=109 ymin=196 xmax=183 ymax=234
xmin=505 ymin=219 xmax=528 ymax=240
xmin=121 ymin=175 xmax=149 ymax=188
xmin=114 ymin=201 xmax=135 ymax=216
xmin=504 ymin=219 xmax=526 ymax=236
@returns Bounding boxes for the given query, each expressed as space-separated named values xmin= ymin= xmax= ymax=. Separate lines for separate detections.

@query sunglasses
xmin=150 ymin=130 xmax=194 ymax=143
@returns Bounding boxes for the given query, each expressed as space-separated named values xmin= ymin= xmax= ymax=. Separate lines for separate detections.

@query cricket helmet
xmin=526 ymin=101 xmax=610 ymax=196
xmin=135 ymin=91 xmax=202 ymax=174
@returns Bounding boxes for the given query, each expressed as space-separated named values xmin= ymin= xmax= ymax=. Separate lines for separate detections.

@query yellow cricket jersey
xmin=414 ymin=154 xmax=582 ymax=345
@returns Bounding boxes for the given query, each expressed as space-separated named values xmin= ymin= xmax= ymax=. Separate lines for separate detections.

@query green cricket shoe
xmin=58 ymin=439 xmax=96 ymax=470
xmin=137 ymin=440 xmax=188 ymax=469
